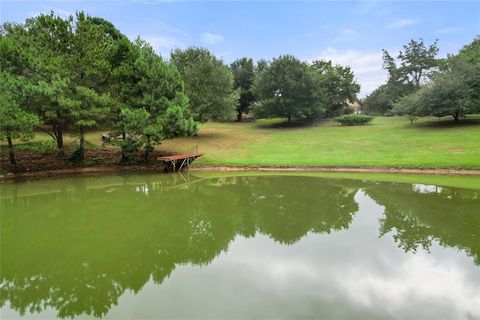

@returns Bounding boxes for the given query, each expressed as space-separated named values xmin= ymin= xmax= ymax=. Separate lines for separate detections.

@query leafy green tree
xmin=364 ymin=39 xmax=439 ymax=115
xmin=230 ymin=57 xmax=256 ymax=121
xmin=362 ymin=84 xmax=394 ymax=115
xmin=115 ymin=108 xmax=152 ymax=162
xmin=2 ymin=11 xmax=198 ymax=166
xmin=447 ymin=37 xmax=480 ymax=114
xmin=255 ymin=59 xmax=269 ymax=75
xmin=171 ymin=47 xmax=238 ymax=122
xmin=404 ymin=70 xmax=469 ymax=121
xmin=392 ymin=37 xmax=480 ymax=122
xmin=111 ymin=40 xmax=197 ymax=162
xmin=2 ymin=13 xmax=75 ymax=156
xmin=0 ymin=72 xmax=40 ymax=165
xmin=382 ymin=38 xmax=439 ymax=88
xmin=309 ymin=60 xmax=360 ymax=117
xmin=254 ymin=55 xmax=316 ymax=122
xmin=391 ymin=87 xmax=424 ymax=123
xmin=2 ymin=12 xmax=118 ymax=160
xmin=66 ymin=12 xmax=116 ymax=162
xmin=115 ymin=94 xmax=197 ymax=163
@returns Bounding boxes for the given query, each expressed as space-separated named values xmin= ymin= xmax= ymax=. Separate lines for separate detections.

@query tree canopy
xmin=230 ymin=57 xmax=256 ymax=121
xmin=392 ymin=37 xmax=480 ymax=121
xmin=0 ymin=72 xmax=39 ymax=165
xmin=171 ymin=47 xmax=238 ymax=123
xmin=309 ymin=60 xmax=360 ymax=117
xmin=363 ymin=38 xmax=439 ymax=115
xmin=254 ymin=55 xmax=360 ymax=121
xmin=254 ymin=55 xmax=317 ymax=121
xmin=1 ymin=11 xmax=197 ymax=164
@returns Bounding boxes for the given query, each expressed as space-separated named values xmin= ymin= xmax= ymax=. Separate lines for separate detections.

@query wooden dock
xmin=157 ymin=152 xmax=203 ymax=172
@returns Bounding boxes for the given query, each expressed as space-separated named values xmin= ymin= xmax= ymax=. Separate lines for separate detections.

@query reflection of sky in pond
xmin=100 ymin=191 xmax=479 ymax=320
xmin=1 ymin=176 xmax=479 ymax=319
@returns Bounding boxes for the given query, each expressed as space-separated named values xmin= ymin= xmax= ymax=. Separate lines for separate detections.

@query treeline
xmin=362 ymin=37 xmax=480 ymax=122
xmin=0 ymin=11 xmax=361 ymax=166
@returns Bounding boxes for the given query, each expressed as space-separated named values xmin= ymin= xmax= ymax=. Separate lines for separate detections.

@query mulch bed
xmin=0 ymin=148 xmax=172 ymax=176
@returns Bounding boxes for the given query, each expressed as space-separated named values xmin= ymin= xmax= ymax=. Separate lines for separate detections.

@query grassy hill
xmin=8 ymin=116 xmax=480 ymax=169
xmin=159 ymin=116 xmax=480 ymax=169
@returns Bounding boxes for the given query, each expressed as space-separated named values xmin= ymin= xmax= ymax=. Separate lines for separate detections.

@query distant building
xmin=346 ymin=100 xmax=362 ymax=114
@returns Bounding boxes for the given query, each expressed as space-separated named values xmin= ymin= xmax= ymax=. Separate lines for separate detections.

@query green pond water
xmin=1 ymin=173 xmax=479 ymax=319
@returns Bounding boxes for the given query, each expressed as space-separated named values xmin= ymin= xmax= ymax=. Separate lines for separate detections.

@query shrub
xmin=335 ymin=114 xmax=374 ymax=126
xmin=68 ymin=148 xmax=82 ymax=163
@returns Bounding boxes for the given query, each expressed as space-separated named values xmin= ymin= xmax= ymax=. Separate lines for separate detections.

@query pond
xmin=1 ymin=173 xmax=479 ymax=319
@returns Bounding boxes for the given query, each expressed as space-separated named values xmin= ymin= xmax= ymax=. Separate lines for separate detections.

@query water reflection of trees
xmin=0 ymin=176 xmax=360 ymax=318
xmin=2 ymin=176 xmax=478 ymax=318
xmin=364 ymin=183 xmax=480 ymax=266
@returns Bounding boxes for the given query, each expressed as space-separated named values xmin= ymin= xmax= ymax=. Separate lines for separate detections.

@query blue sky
xmin=1 ymin=1 xmax=479 ymax=97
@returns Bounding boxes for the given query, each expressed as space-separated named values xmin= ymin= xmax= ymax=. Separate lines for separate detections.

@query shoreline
xmin=2 ymin=165 xmax=480 ymax=181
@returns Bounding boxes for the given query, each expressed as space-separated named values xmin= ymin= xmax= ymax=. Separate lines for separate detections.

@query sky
xmin=1 ymin=1 xmax=479 ymax=97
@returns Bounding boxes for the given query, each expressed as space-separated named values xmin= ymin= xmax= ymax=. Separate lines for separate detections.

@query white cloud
xmin=200 ymin=32 xmax=224 ymax=45
xmin=343 ymin=28 xmax=356 ymax=36
xmin=129 ymin=21 xmax=190 ymax=58
xmin=141 ymin=35 xmax=185 ymax=55
xmin=315 ymin=47 xmax=387 ymax=98
xmin=388 ymin=18 xmax=418 ymax=28
xmin=434 ymin=27 xmax=463 ymax=35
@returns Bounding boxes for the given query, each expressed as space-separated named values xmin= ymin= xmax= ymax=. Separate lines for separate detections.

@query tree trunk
xmin=53 ymin=125 xmax=64 ymax=157
xmin=79 ymin=126 xmax=85 ymax=162
xmin=121 ymin=148 xmax=128 ymax=163
xmin=287 ymin=115 xmax=292 ymax=123
xmin=7 ymin=136 xmax=16 ymax=166
xmin=144 ymin=136 xmax=151 ymax=163
xmin=237 ymin=111 xmax=242 ymax=122
xmin=453 ymin=112 xmax=459 ymax=122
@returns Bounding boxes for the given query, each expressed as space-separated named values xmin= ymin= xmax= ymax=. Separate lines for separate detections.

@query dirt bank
xmin=2 ymin=164 xmax=480 ymax=181
xmin=190 ymin=166 xmax=480 ymax=175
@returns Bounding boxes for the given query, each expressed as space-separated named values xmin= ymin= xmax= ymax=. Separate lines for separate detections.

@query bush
xmin=68 ymin=148 xmax=82 ymax=163
xmin=335 ymin=114 xmax=374 ymax=126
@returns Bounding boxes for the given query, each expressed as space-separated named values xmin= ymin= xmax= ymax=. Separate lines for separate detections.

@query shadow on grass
xmin=254 ymin=118 xmax=330 ymax=129
xmin=412 ymin=117 xmax=480 ymax=130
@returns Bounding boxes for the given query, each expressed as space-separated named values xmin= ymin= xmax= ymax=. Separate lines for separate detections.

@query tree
xmin=171 ymin=47 xmax=238 ymax=122
xmin=362 ymin=84 xmax=394 ymax=115
xmin=309 ymin=60 xmax=360 ymax=117
xmin=115 ymin=108 xmax=152 ymax=162
xmin=391 ymin=87 xmax=425 ymax=123
xmin=255 ymin=59 xmax=269 ymax=75
xmin=0 ymin=72 xmax=39 ymax=165
xmin=382 ymin=38 xmax=439 ymax=88
xmin=111 ymin=39 xmax=197 ymax=162
xmin=447 ymin=37 xmax=480 ymax=115
xmin=2 ymin=12 xmax=118 ymax=161
xmin=115 ymin=95 xmax=198 ymax=163
xmin=1 ymin=11 xmax=198 ymax=165
xmin=230 ymin=57 xmax=256 ymax=121
xmin=364 ymin=39 xmax=439 ymax=115
xmin=2 ymin=13 xmax=75 ymax=157
xmin=254 ymin=55 xmax=316 ymax=122
xmin=67 ymin=12 xmax=116 ymax=162
xmin=392 ymin=37 xmax=480 ymax=122
xmin=403 ymin=70 xmax=469 ymax=122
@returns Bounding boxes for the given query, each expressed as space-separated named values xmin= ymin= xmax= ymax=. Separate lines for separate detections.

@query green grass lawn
xmin=16 ymin=115 xmax=480 ymax=169
xmin=159 ymin=116 xmax=480 ymax=169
